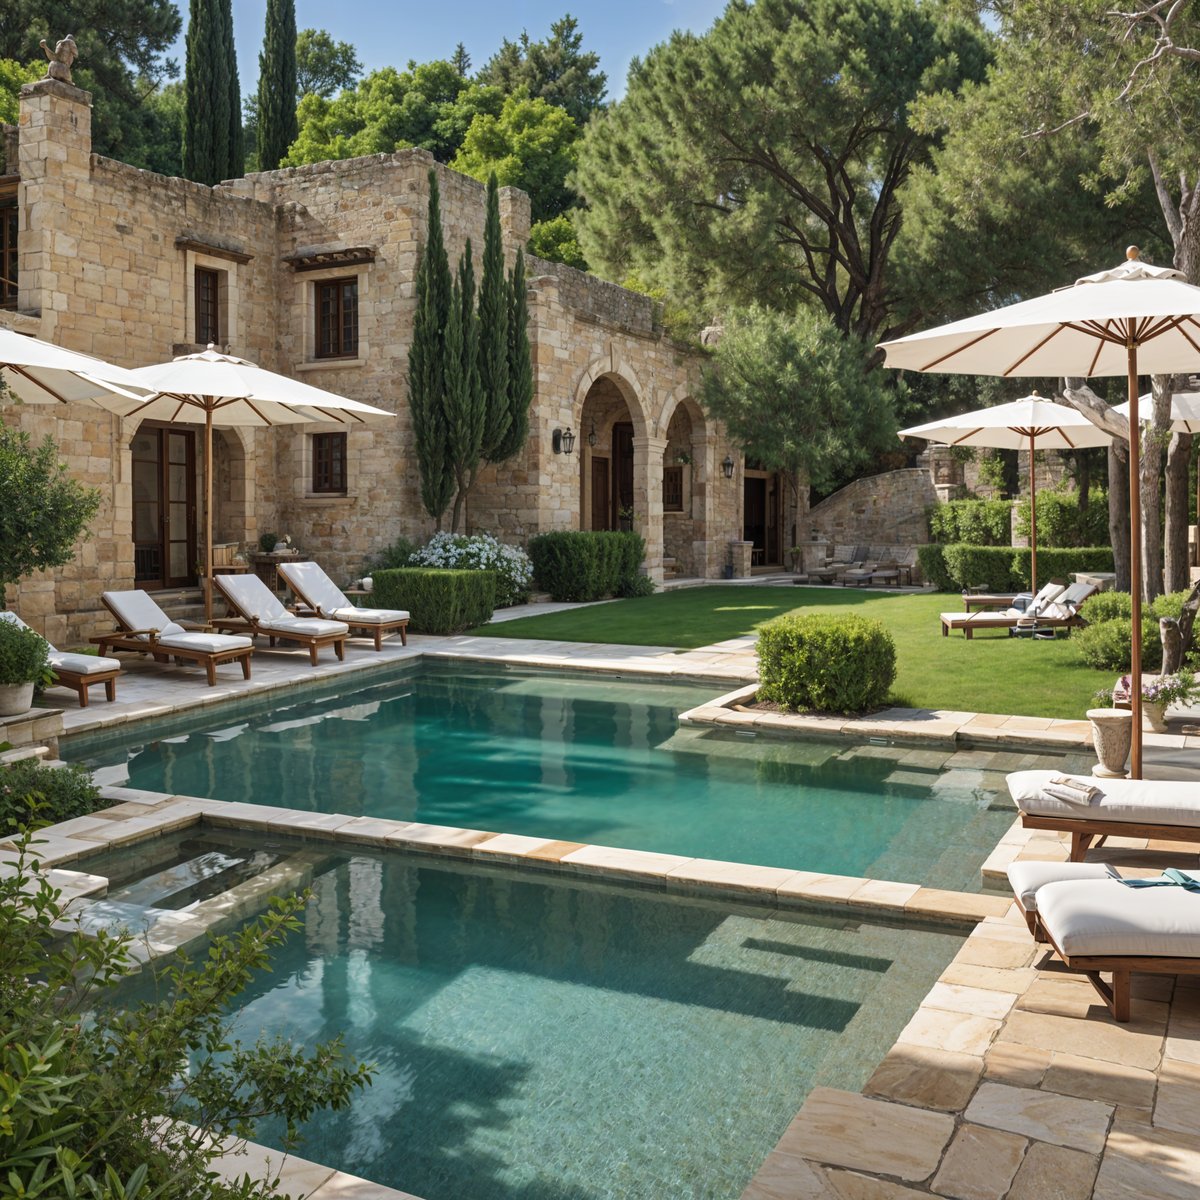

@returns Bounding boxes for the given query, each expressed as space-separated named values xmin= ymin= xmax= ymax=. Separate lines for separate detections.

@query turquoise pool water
xmin=68 ymin=663 xmax=1019 ymax=890
xmin=96 ymin=831 xmax=964 ymax=1200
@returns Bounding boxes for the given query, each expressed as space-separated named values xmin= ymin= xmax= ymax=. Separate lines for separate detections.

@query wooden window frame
xmin=314 ymin=277 xmax=359 ymax=360
xmin=662 ymin=464 xmax=684 ymax=513
xmin=312 ymin=431 xmax=348 ymax=495
xmin=0 ymin=195 xmax=17 ymax=310
xmin=194 ymin=266 xmax=221 ymax=345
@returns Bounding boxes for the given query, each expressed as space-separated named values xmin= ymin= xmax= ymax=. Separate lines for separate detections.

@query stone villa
xmin=0 ymin=70 xmax=811 ymax=643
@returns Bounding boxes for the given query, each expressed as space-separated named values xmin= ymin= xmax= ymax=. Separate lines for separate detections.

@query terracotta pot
xmin=1086 ymin=708 xmax=1132 ymax=778
xmin=0 ymin=681 xmax=35 ymax=717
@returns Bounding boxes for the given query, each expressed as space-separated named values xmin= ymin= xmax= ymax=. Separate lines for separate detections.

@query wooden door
xmin=132 ymin=424 xmax=197 ymax=588
xmin=590 ymin=456 xmax=610 ymax=530
xmin=743 ymin=477 xmax=766 ymax=555
xmin=612 ymin=422 xmax=634 ymax=527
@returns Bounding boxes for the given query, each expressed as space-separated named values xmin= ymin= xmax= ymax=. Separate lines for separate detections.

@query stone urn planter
xmin=1086 ymin=707 xmax=1132 ymax=778
xmin=1142 ymin=701 xmax=1169 ymax=734
xmin=0 ymin=681 xmax=35 ymax=717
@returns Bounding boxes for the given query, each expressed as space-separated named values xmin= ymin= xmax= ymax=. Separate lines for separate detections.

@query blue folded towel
xmin=1120 ymin=868 xmax=1200 ymax=893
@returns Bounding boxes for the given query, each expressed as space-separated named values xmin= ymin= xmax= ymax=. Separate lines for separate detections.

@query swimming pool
xmin=68 ymin=662 xmax=1029 ymax=890
xmin=93 ymin=829 xmax=965 ymax=1200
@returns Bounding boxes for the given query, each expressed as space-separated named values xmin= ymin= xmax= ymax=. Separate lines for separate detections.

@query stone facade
xmin=1 ymin=77 xmax=755 ymax=643
xmin=808 ymin=469 xmax=940 ymax=548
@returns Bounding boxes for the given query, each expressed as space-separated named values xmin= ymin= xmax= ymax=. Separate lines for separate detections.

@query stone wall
xmin=808 ymin=469 xmax=938 ymax=548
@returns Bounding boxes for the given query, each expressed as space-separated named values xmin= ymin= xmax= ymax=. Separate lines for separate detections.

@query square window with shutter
xmin=315 ymin=277 xmax=359 ymax=359
xmin=195 ymin=266 xmax=221 ymax=344
xmin=313 ymin=431 xmax=347 ymax=494
xmin=663 ymin=465 xmax=684 ymax=512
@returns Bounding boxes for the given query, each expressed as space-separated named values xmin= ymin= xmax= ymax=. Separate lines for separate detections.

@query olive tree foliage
xmin=915 ymin=0 xmax=1200 ymax=597
xmin=574 ymin=0 xmax=990 ymax=347
xmin=0 ymin=421 xmax=101 ymax=601
xmin=0 ymin=830 xmax=372 ymax=1198
xmin=699 ymin=307 xmax=899 ymax=502
xmin=295 ymin=27 xmax=361 ymax=99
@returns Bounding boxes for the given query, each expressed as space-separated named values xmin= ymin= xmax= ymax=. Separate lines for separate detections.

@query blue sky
xmin=172 ymin=0 xmax=730 ymax=103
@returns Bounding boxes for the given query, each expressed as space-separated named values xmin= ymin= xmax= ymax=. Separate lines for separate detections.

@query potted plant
xmin=0 ymin=618 xmax=51 ymax=717
xmin=1102 ymin=673 xmax=1199 ymax=734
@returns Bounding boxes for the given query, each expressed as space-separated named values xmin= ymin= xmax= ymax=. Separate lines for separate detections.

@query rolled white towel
xmin=1041 ymin=775 xmax=1102 ymax=806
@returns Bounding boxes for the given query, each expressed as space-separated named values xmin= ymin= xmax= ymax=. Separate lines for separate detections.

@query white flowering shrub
xmin=409 ymin=532 xmax=534 ymax=607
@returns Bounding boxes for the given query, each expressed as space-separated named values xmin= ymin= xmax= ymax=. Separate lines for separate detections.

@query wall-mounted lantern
xmin=722 ymin=454 xmax=735 ymax=479
xmin=588 ymin=420 xmax=598 ymax=448
xmin=553 ymin=427 xmax=577 ymax=455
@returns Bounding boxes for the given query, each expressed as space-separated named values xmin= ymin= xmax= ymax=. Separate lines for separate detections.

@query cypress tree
xmin=183 ymin=0 xmax=231 ymax=185
xmin=222 ymin=0 xmax=244 ymax=176
xmin=447 ymin=242 xmax=485 ymax=531
xmin=477 ymin=173 xmax=510 ymax=461
xmin=408 ymin=170 xmax=456 ymax=526
xmin=498 ymin=248 xmax=534 ymax=462
xmin=257 ymin=0 xmax=299 ymax=170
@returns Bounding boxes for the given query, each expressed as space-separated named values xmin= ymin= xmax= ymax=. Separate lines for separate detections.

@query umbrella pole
xmin=1029 ymin=432 xmax=1037 ymax=598
xmin=1128 ymin=343 xmax=1143 ymax=778
xmin=205 ymin=408 xmax=214 ymax=625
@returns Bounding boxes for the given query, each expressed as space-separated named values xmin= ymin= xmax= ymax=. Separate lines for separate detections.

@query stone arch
xmin=659 ymin=391 xmax=713 ymax=580
xmin=572 ymin=356 xmax=649 ymax=441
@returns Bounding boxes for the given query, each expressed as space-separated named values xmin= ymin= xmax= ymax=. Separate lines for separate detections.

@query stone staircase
xmin=153 ymin=588 xmax=209 ymax=625
xmin=662 ymin=556 xmax=679 ymax=581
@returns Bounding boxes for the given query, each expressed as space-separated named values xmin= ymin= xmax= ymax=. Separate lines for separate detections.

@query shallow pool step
xmin=108 ymin=850 xmax=246 ymax=908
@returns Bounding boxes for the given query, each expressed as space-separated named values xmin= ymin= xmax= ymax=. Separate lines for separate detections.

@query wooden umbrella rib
xmin=949 ymin=428 xmax=984 ymax=445
xmin=1003 ymin=325 xmax=1067 ymax=375
xmin=8 ymin=363 xmax=73 ymax=405
xmin=918 ymin=328 xmax=999 ymax=372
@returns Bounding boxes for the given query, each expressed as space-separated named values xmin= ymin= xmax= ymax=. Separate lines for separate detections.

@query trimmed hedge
xmin=1074 ymin=616 xmax=1163 ymax=672
xmin=925 ymin=543 xmax=1115 ymax=591
xmin=1013 ymin=490 xmax=1109 ymax=548
xmin=0 ymin=761 xmax=106 ymax=833
xmin=527 ymin=531 xmax=647 ymax=602
xmin=371 ymin=568 xmax=496 ymax=635
xmin=757 ymin=613 xmax=896 ymax=714
xmin=928 ymin=499 xmax=1012 ymax=546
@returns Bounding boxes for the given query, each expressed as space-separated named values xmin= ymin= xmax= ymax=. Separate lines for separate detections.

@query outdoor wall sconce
xmin=588 ymin=420 xmax=597 ymax=448
xmin=553 ymin=427 xmax=577 ymax=455
xmin=722 ymin=454 xmax=735 ymax=479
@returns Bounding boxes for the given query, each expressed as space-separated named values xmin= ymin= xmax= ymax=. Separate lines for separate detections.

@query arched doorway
xmin=579 ymin=376 xmax=637 ymax=531
xmin=661 ymin=399 xmax=708 ymax=577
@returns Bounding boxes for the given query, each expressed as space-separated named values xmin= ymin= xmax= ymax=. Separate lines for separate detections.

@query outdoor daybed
xmin=278 ymin=561 xmax=409 ymax=650
xmin=1006 ymin=860 xmax=1200 ymax=1022
xmin=93 ymin=591 xmax=253 ymax=687
xmin=1008 ymin=769 xmax=1200 ymax=861
xmin=0 ymin=610 xmax=121 ymax=706
xmin=212 ymin=574 xmax=349 ymax=665
xmin=940 ymin=581 xmax=1095 ymax=639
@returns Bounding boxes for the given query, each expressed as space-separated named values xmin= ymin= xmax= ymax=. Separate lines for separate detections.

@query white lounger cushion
xmin=1007 ymin=861 xmax=1118 ymax=912
xmin=1038 ymin=876 xmax=1200 ymax=958
xmin=50 ymin=651 xmax=120 ymax=675
xmin=329 ymin=605 xmax=410 ymax=624
xmin=215 ymin=574 xmax=292 ymax=622
xmin=258 ymin=615 xmax=349 ymax=637
xmin=157 ymin=632 xmax=253 ymax=653
xmin=277 ymin=561 xmax=349 ymax=613
xmin=104 ymin=590 xmax=186 ymax=638
xmin=1009 ymin=770 xmax=1200 ymax=828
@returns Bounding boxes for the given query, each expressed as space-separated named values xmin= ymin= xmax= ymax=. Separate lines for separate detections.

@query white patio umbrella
xmin=899 ymin=394 xmax=1112 ymax=596
xmin=1116 ymin=391 xmax=1200 ymax=433
xmin=124 ymin=347 xmax=393 ymax=621
xmin=879 ymin=248 xmax=1200 ymax=777
xmin=0 ymin=325 xmax=148 ymax=404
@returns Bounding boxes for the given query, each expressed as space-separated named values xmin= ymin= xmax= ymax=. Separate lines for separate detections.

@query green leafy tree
xmin=477 ymin=174 xmax=511 ymax=463
xmin=528 ymin=211 xmax=587 ymax=270
xmin=136 ymin=78 xmax=186 ymax=175
xmin=408 ymin=170 xmax=456 ymax=525
xmin=183 ymin=0 xmax=236 ymax=184
xmin=574 ymin=0 xmax=988 ymax=345
xmin=452 ymin=94 xmax=579 ymax=222
xmin=257 ymin=0 xmax=299 ymax=170
xmin=699 ymin=306 xmax=899 ymax=501
xmin=284 ymin=62 xmax=504 ymax=166
xmin=0 ymin=424 xmax=100 ymax=603
xmin=0 ymin=0 xmax=181 ymax=163
xmin=478 ymin=14 xmax=606 ymax=124
xmin=0 ymin=57 xmax=40 ymax=126
xmin=499 ymin=247 xmax=534 ymax=463
xmin=296 ymin=27 xmax=362 ymax=98
xmin=0 ymin=830 xmax=372 ymax=1197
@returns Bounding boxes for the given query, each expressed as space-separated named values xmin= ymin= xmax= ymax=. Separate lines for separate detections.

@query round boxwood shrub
xmin=0 ymin=617 xmax=49 ymax=686
xmin=1079 ymin=591 xmax=1132 ymax=625
xmin=757 ymin=614 xmax=896 ymax=714
xmin=1075 ymin=616 xmax=1162 ymax=672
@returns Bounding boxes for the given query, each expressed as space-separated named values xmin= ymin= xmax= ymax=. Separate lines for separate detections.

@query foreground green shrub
xmin=942 ymin=545 xmax=1018 ymax=592
xmin=528 ymin=531 xmax=647 ymax=601
xmin=1014 ymin=490 xmax=1109 ymax=548
xmin=0 ymin=759 xmax=106 ymax=832
xmin=1080 ymin=591 xmax=1132 ymax=625
xmin=916 ymin=544 xmax=953 ymax=591
xmin=1075 ymin=616 xmax=1163 ymax=671
xmin=758 ymin=614 xmax=896 ymax=714
xmin=0 ymin=832 xmax=372 ymax=1199
xmin=372 ymin=567 xmax=496 ymax=634
xmin=929 ymin=499 xmax=1012 ymax=546
xmin=0 ymin=616 xmax=50 ymax=685
xmin=368 ymin=536 xmax=420 ymax=572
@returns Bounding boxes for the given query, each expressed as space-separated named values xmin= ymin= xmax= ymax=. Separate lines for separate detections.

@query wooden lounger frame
xmin=1021 ymin=812 xmax=1200 ymax=862
xmin=211 ymin=577 xmax=347 ymax=666
xmin=941 ymin=612 xmax=1085 ymax=639
xmin=281 ymin=575 xmax=408 ymax=651
xmin=92 ymin=596 xmax=253 ymax=687
xmin=50 ymin=662 xmax=120 ymax=707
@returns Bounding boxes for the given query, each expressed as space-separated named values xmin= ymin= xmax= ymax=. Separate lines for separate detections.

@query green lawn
xmin=475 ymin=586 xmax=1111 ymax=719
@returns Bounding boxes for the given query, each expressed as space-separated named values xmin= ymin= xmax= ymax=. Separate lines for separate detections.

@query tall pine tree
xmin=183 ymin=0 xmax=241 ymax=183
xmin=447 ymin=242 xmax=485 ymax=531
xmin=408 ymin=170 xmax=456 ymax=526
xmin=477 ymin=173 xmax=510 ymax=461
xmin=257 ymin=0 xmax=299 ymax=170
xmin=499 ymin=248 xmax=533 ymax=462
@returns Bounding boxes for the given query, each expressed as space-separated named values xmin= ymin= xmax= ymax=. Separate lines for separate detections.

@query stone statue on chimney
xmin=40 ymin=34 xmax=78 ymax=84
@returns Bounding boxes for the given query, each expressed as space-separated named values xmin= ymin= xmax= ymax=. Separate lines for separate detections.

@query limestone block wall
xmin=808 ymin=469 xmax=938 ymax=548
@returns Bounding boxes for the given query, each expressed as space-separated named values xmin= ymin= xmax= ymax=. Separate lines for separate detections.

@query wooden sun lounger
xmin=212 ymin=574 xmax=349 ymax=666
xmin=277 ymin=560 xmax=409 ymax=651
xmin=51 ymin=661 xmax=120 ymax=707
xmin=939 ymin=610 xmax=1085 ymax=638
